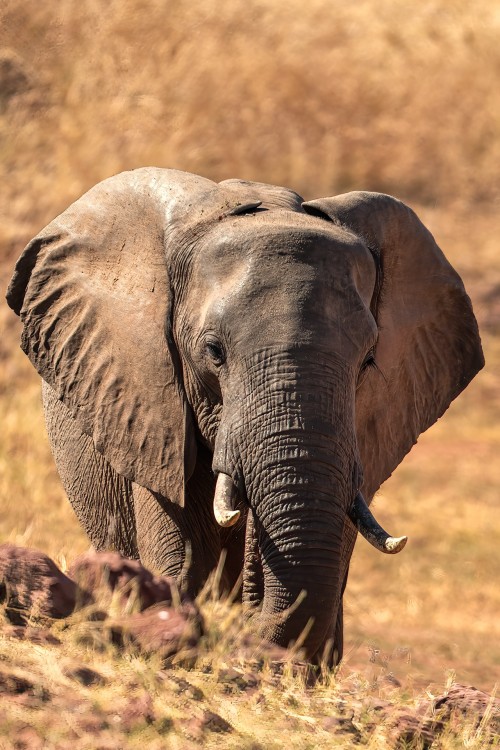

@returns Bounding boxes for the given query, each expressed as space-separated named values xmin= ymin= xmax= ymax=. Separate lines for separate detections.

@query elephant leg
xmin=132 ymin=484 xmax=187 ymax=581
xmin=133 ymin=464 xmax=228 ymax=597
xmin=186 ymin=446 xmax=246 ymax=596
xmin=218 ymin=517 xmax=247 ymax=599
xmin=333 ymin=598 xmax=344 ymax=665
xmin=42 ymin=380 xmax=138 ymax=558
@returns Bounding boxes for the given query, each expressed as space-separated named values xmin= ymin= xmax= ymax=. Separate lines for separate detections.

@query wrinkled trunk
xmin=214 ymin=348 xmax=357 ymax=661
xmin=244 ymin=430 xmax=350 ymax=659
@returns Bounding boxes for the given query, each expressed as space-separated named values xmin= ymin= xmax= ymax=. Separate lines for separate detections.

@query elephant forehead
xmin=197 ymin=219 xmax=376 ymax=304
xmin=192 ymin=221 xmax=377 ymax=351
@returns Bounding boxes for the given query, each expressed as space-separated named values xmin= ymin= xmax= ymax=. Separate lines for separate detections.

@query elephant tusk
xmin=213 ymin=473 xmax=241 ymax=528
xmin=348 ymin=492 xmax=407 ymax=554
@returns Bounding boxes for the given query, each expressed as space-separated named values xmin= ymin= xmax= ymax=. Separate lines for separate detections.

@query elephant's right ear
xmin=303 ymin=191 xmax=484 ymax=499
xmin=6 ymin=168 xmax=215 ymax=504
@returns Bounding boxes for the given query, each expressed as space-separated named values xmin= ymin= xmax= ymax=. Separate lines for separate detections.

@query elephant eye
xmin=205 ymin=339 xmax=226 ymax=367
xmin=361 ymin=348 xmax=376 ymax=372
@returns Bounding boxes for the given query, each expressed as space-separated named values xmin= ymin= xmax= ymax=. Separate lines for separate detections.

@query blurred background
xmin=1 ymin=0 xmax=499 ymax=690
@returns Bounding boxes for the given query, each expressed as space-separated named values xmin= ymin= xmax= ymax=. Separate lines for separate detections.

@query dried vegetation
xmin=0 ymin=0 xmax=499 ymax=746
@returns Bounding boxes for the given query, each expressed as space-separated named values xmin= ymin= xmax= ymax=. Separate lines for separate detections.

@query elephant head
xmin=6 ymin=168 xmax=483 ymax=662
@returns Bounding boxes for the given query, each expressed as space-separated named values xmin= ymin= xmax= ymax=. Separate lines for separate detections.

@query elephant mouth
xmin=213 ymin=472 xmax=407 ymax=554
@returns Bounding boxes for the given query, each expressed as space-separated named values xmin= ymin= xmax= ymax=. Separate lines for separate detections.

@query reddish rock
xmin=217 ymin=667 xmax=260 ymax=692
xmin=0 ymin=670 xmax=36 ymax=696
xmin=109 ymin=603 xmax=201 ymax=658
xmin=179 ymin=710 xmax=233 ymax=740
xmin=434 ymin=683 xmax=500 ymax=714
xmin=166 ymin=675 xmax=205 ymax=701
xmin=0 ymin=544 xmax=80 ymax=624
xmin=62 ymin=665 xmax=106 ymax=687
xmin=432 ymin=683 xmax=500 ymax=733
xmin=198 ymin=710 xmax=233 ymax=733
xmin=6 ymin=725 xmax=44 ymax=750
xmin=378 ymin=683 xmax=500 ymax=748
xmin=0 ymin=668 xmax=50 ymax=704
xmin=69 ymin=551 xmax=177 ymax=612
xmin=0 ymin=546 xmax=202 ymax=661
xmin=321 ymin=715 xmax=360 ymax=738
xmin=119 ymin=691 xmax=156 ymax=730
xmin=2 ymin=625 xmax=61 ymax=646
xmin=386 ymin=711 xmax=442 ymax=750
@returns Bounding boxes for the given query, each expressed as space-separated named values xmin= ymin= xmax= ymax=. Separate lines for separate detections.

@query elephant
xmin=6 ymin=168 xmax=483 ymax=664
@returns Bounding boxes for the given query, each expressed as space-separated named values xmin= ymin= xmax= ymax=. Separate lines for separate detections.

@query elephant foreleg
xmin=332 ymin=598 xmax=344 ymax=665
xmin=132 ymin=484 xmax=187 ymax=581
xmin=132 ymin=478 xmax=227 ymax=598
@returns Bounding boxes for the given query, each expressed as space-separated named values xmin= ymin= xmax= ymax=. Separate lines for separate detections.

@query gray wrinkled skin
xmin=6 ymin=168 xmax=484 ymax=663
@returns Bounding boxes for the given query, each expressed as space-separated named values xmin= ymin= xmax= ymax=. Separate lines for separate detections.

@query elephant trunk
xmin=255 ymin=491 xmax=345 ymax=659
xmin=215 ymin=466 xmax=345 ymax=657
xmin=213 ymin=348 xmax=358 ymax=661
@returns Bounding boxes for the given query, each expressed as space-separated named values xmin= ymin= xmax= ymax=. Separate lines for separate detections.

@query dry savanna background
xmin=1 ymin=1 xmax=499 ymax=747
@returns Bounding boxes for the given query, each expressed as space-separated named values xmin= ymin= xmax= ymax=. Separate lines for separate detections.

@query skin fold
xmin=6 ymin=168 xmax=484 ymax=663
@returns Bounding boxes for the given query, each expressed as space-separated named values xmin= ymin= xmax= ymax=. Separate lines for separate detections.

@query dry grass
xmin=0 ymin=590 xmax=498 ymax=749
xmin=1 ymin=0 xmax=500 ymax=245
xmin=1 ymin=0 xmax=499 ymax=745
xmin=344 ymin=203 xmax=500 ymax=693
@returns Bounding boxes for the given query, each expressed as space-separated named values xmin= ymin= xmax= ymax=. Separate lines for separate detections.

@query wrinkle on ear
xmin=7 ymin=168 xmax=212 ymax=505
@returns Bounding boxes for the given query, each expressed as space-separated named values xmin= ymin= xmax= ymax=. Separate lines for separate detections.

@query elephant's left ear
xmin=303 ymin=192 xmax=484 ymax=497
xmin=6 ymin=168 xmax=215 ymax=504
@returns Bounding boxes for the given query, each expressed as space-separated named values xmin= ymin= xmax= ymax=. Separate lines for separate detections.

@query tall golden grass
xmin=1 ymin=0 xmax=499 ymax=710
xmin=1 ymin=0 xmax=500 ymax=245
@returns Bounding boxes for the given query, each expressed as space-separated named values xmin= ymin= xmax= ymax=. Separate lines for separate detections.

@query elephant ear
xmin=303 ymin=192 xmax=484 ymax=498
xmin=6 ymin=168 xmax=216 ymax=504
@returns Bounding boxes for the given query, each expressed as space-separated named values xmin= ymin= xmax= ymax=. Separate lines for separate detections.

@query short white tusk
xmin=348 ymin=491 xmax=407 ymax=554
xmin=213 ymin=473 xmax=241 ymax=528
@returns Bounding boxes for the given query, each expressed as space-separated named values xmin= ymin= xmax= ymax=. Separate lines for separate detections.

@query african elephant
xmin=6 ymin=168 xmax=483 ymax=663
